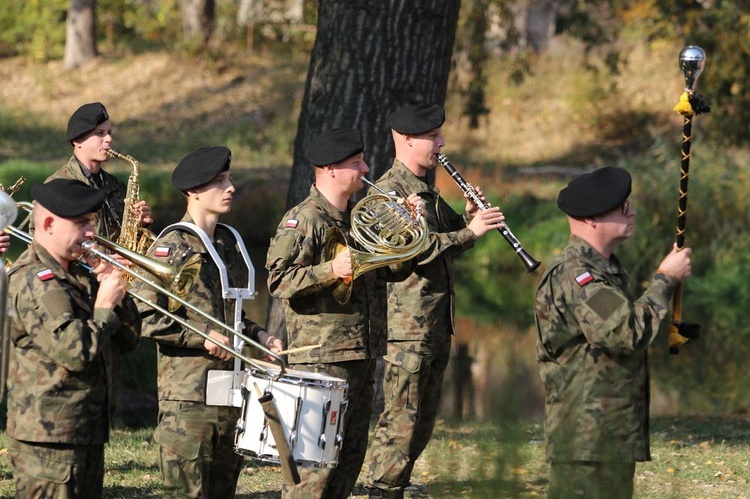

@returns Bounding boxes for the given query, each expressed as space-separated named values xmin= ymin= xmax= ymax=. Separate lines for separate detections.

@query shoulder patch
xmin=584 ymin=287 xmax=626 ymax=321
xmin=36 ymin=269 xmax=55 ymax=282
xmin=575 ymin=271 xmax=593 ymax=286
xmin=154 ymin=246 xmax=171 ymax=257
xmin=285 ymin=219 xmax=299 ymax=229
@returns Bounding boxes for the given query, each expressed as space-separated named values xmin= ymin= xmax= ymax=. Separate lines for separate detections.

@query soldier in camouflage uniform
xmin=365 ymin=104 xmax=505 ymax=499
xmin=6 ymin=179 xmax=140 ymax=498
xmin=267 ymin=128 xmax=421 ymax=499
xmin=136 ymin=147 xmax=282 ymax=498
xmin=46 ymin=102 xmax=152 ymax=241
xmin=535 ymin=166 xmax=693 ymax=498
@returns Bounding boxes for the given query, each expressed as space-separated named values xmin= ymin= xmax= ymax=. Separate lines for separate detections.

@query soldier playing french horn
xmin=266 ymin=128 xmax=424 ymax=499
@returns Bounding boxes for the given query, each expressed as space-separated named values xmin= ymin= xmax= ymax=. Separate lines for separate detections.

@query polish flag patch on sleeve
xmin=154 ymin=246 xmax=171 ymax=257
xmin=36 ymin=269 xmax=55 ymax=282
xmin=285 ymin=219 xmax=299 ymax=229
xmin=575 ymin=271 xmax=594 ymax=286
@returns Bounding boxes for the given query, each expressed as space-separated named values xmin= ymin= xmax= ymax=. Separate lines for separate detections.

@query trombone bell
xmin=91 ymin=235 xmax=202 ymax=312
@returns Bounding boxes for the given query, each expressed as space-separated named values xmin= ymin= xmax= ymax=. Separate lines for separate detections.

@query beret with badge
xmin=172 ymin=146 xmax=232 ymax=191
xmin=67 ymin=102 xmax=110 ymax=143
xmin=32 ymin=179 xmax=106 ymax=217
xmin=305 ymin=128 xmax=364 ymax=167
xmin=557 ymin=166 xmax=632 ymax=218
xmin=388 ymin=103 xmax=445 ymax=135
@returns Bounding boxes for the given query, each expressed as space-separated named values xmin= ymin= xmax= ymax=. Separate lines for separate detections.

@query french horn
xmin=323 ymin=177 xmax=428 ymax=304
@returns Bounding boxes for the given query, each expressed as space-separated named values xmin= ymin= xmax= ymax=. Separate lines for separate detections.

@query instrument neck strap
xmin=159 ymin=222 xmax=257 ymax=379
xmin=158 ymin=222 xmax=256 ymax=299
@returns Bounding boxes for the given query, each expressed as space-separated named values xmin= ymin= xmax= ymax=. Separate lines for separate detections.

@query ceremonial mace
xmin=668 ymin=46 xmax=710 ymax=354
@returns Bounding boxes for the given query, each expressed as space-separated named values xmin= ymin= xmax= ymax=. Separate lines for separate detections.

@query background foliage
xmin=2 ymin=0 xmax=750 ymax=420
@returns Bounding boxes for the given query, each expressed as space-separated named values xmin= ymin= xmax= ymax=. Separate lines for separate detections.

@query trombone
xmin=84 ymin=237 xmax=286 ymax=376
xmin=4 ymin=201 xmax=286 ymax=377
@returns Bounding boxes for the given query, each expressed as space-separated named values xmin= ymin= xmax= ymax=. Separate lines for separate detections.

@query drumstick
xmin=277 ymin=344 xmax=322 ymax=355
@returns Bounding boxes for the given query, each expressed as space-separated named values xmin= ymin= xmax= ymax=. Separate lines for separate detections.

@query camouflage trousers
xmin=282 ymin=359 xmax=377 ymax=499
xmin=154 ymin=400 xmax=244 ymax=499
xmin=9 ymin=438 xmax=104 ymax=499
xmin=366 ymin=335 xmax=451 ymax=495
xmin=548 ymin=461 xmax=635 ymax=499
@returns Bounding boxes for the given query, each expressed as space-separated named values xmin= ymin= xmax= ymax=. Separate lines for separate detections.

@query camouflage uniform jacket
xmin=47 ymin=156 xmax=127 ymax=241
xmin=136 ymin=214 xmax=266 ymax=402
xmin=267 ymin=185 xmax=412 ymax=364
xmin=535 ymin=235 xmax=678 ymax=463
xmin=6 ymin=241 xmax=140 ymax=444
xmin=374 ymin=160 xmax=476 ymax=351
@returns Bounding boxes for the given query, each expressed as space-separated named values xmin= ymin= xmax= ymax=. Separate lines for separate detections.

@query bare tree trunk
xmin=179 ymin=0 xmax=216 ymax=48
xmin=526 ymin=0 xmax=556 ymax=53
xmin=63 ymin=0 xmax=97 ymax=70
xmin=266 ymin=0 xmax=461 ymax=340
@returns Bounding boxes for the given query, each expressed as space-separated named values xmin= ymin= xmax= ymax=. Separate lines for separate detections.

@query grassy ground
xmin=0 ymin=416 xmax=748 ymax=498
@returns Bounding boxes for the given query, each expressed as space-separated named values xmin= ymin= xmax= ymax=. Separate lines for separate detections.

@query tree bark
xmin=526 ymin=0 xmax=556 ymax=53
xmin=179 ymin=0 xmax=216 ymax=48
xmin=63 ymin=0 xmax=97 ymax=70
xmin=266 ymin=0 xmax=461 ymax=340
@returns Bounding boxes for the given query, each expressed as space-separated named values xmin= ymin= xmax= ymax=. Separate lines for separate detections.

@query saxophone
xmin=108 ymin=148 xmax=155 ymax=256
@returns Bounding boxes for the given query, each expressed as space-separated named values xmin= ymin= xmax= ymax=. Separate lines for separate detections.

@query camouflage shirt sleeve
xmin=562 ymin=263 xmax=676 ymax=356
xmin=266 ymin=203 xmax=339 ymax=300
xmin=9 ymin=255 xmax=119 ymax=373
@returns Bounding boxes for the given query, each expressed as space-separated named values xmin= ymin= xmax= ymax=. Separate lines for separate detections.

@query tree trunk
xmin=266 ymin=0 xmax=461 ymax=340
xmin=179 ymin=0 xmax=216 ymax=48
xmin=63 ymin=0 xmax=97 ymax=70
xmin=526 ymin=0 xmax=556 ymax=53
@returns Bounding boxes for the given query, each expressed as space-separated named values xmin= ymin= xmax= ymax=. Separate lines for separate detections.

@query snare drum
xmin=235 ymin=366 xmax=349 ymax=467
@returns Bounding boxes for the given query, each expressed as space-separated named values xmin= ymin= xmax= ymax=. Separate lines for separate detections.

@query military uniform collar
xmin=60 ymin=155 xmax=91 ymax=184
xmin=19 ymin=240 xmax=88 ymax=284
xmin=309 ymin=184 xmax=350 ymax=223
xmin=391 ymin=159 xmax=437 ymax=196
xmin=568 ymin=234 xmax=622 ymax=271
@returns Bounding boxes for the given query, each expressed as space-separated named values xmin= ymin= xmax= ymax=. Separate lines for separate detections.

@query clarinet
xmin=436 ymin=153 xmax=541 ymax=273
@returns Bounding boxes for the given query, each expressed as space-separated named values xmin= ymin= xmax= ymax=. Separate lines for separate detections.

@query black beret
xmin=172 ymin=146 xmax=232 ymax=190
xmin=33 ymin=179 xmax=106 ymax=217
xmin=388 ymin=104 xmax=445 ymax=135
xmin=557 ymin=166 xmax=632 ymax=218
xmin=305 ymin=128 xmax=364 ymax=167
xmin=67 ymin=102 xmax=110 ymax=142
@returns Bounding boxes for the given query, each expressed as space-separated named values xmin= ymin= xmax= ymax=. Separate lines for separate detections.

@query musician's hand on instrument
xmin=259 ymin=331 xmax=284 ymax=357
xmin=133 ymin=200 xmax=153 ymax=226
xmin=204 ymin=330 xmax=234 ymax=361
xmin=405 ymin=193 xmax=425 ymax=216
xmin=94 ymin=267 xmax=127 ymax=309
xmin=332 ymin=247 xmax=352 ymax=279
xmin=465 ymin=185 xmax=488 ymax=216
xmin=658 ymin=243 xmax=693 ymax=282
xmin=110 ymin=252 xmax=133 ymax=269
xmin=0 ymin=232 xmax=10 ymax=253
xmin=468 ymin=206 xmax=505 ymax=238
